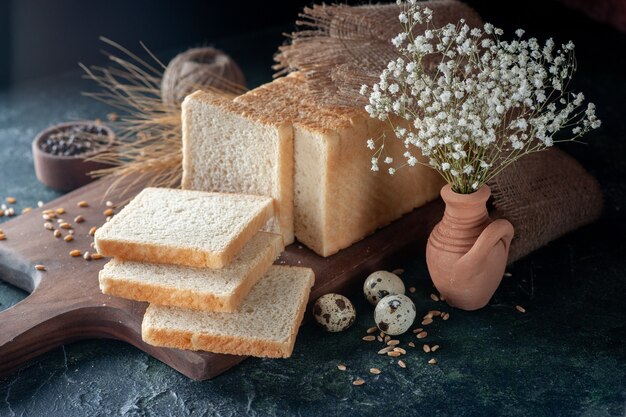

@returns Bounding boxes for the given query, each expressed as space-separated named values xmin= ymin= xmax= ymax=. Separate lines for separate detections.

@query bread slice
xmin=142 ymin=265 xmax=315 ymax=358
xmin=94 ymin=188 xmax=273 ymax=268
xmin=183 ymin=73 xmax=444 ymax=257
xmin=182 ymin=90 xmax=294 ymax=245
xmin=99 ymin=232 xmax=284 ymax=312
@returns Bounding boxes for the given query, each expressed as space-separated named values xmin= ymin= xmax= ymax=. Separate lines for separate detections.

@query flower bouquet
xmin=362 ymin=0 xmax=601 ymax=309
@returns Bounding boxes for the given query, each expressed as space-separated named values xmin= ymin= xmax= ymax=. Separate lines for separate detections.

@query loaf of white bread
xmin=95 ymin=187 xmax=315 ymax=359
xmin=182 ymin=73 xmax=444 ymax=257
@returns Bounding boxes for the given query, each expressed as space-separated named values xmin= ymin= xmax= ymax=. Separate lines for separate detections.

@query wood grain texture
xmin=0 ymin=177 xmax=442 ymax=380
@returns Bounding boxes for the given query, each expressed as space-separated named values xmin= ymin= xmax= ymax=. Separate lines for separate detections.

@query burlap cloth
xmin=275 ymin=1 xmax=603 ymax=263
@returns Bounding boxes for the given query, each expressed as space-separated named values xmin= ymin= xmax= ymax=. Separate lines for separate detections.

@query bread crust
xmin=98 ymin=234 xmax=282 ymax=312
xmin=94 ymin=190 xmax=273 ymax=268
xmin=141 ymin=267 xmax=314 ymax=358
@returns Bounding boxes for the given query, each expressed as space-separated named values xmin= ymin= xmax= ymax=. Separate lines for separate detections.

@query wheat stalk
xmin=81 ymin=37 xmax=245 ymax=197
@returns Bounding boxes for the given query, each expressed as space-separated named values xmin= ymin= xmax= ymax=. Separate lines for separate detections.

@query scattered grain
xmin=69 ymin=250 xmax=81 ymax=257
xmin=77 ymin=201 xmax=89 ymax=208
xmin=409 ymin=287 xmax=416 ymax=293
xmin=352 ymin=378 xmax=365 ymax=386
xmin=68 ymin=229 xmax=75 ymax=235
xmin=0 ymin=234 xmax=6 ymax=241
xmin=423 ymin=344 xmax=431 ymax=353
xmin=366 ymin=326 xmax=378 ymax=334
xmin=377 ymin=346 xmax=393 ymax=355
xmin=55 ymin=208 xmax=65 ymax=215
xmin=430 ymin=293 xmax=440 ymax=302
xmin=416 ymin=331 xmax=428 ymax=339
xmin=428 ymin=358 xmax=438 ymax=365
xmin=393 ymin=347 xmax=406 ymax=355
xmin=74 ymin=215 xmax=85 ymax=223
xmin=44 ymin=223 xmax=54 ymax=230
xmin=422 ymin=318 xmax=433 ymax=325
xmin=398 ymin=360 xmax=406 ymax=368
xmin=504 ymin=272 xmax=513 ymax=277
xmin=22 ymin=207 xmax=32 ymax=214
xmin=412 ymin=328 xmax=424 ymax=334
xmin=387 ymin=339 xmax=400 ymax=346
xmin=428 ymin=310 xmax=442 ymax=317
xmin=90 ymin=253 xmax=103 ymax=260
xmin=89 ymin=226 xmax=97 ymax=236
xmin=515 ymin=305 xmax=526 ymax=313
xmin=83 ymin=252 xmax=92 ymax=261
xmin=64 ymin=235 xmax=74 ymax=242
xmin=387 ymin=351 xmax=401 ymax=357
xmin=6 ymin=197 xmax=16 ymax=204
xmin=105 ymin=201 xmax=115 ymax=208
xmin=408 ymin=342 xmax=416 ymax=348
xmin=59 ymin=222 xmax=72 ymax=230
xmin=362 ymin=335 xmax=376 ymax=342
xmin=392 ymin=268 xmax=404 ymax=275
xmin=35 ymin=265 xmax=46 ymax=271
xmin=369 ymin=368 xmax=381 ymax=375
xmin=384 ymin=335 xmax=391 ymax=344
xmin=442 ymin=313 xmax=450 ymax=321
xmin=377 ymin=336 xmax=383 ymax=342
xmin=103 ymin=208 xmax=114 ymax=216
xmin=6 ymin=208 xmax=14 ymax=216
xmin=431 ymin=345 xmax=440 ymax=352
xmin=337 ymin=364 xmax=347 ymax=371
xmin=37 ymin=201 xmax=44 ymax=208
xmin=53 ymin=230 xmax=61 ymax=238
xmin=0 ymin=210 xmax=4 ymax=217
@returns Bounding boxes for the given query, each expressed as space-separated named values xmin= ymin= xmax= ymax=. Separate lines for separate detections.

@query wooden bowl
xmin=32 ymin=121 xmax=115 ymax=191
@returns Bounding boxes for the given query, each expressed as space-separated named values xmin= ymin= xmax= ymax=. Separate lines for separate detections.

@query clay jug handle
xmin=453 ymin=219 xmax=515 ymax=275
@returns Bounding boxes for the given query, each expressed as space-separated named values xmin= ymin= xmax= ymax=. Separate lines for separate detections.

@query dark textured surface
xmin=0 ymin=3 xmax=625 ymax=417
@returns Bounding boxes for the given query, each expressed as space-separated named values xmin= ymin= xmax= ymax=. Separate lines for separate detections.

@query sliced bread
xmin=99 ymin=232 xmax=284 ymax=312
xmin=94 ymin=188 xmax=273 ymax=268
xmin=182 ymin=73 xmax=444 ymax=258
xmin=142 ymin=265 xmax=315 ymax=358
xmin=182 ymin=90 xmax=294 ymax=245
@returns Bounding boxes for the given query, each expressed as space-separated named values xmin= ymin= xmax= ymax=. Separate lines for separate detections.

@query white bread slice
xmin=182 ymin=90 xmax=294 ymax=245
xmin=142 ymin=265 xmax=315 ymax=358
xmin=182 ymin=73 xmax=444 ymax=257
xmin=94 ymin=188 xmax=273 ymax=268
xmin=99 ymin=232 xmax=284 ymax=312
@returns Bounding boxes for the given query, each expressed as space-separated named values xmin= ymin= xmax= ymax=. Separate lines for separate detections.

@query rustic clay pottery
xmin=426 ymin=184 xmax=514 ymax=310
xmin=32 ymin=121 xmax=115 ymax=191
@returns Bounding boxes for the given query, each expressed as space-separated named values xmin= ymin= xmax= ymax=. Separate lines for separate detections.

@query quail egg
xmin=313 ymin=293 xmax=356 ymax=332
xmin=374 ymin=294 xmax=416 ymax=336
xmin=363 ymin=270 xmax=405 ymax=305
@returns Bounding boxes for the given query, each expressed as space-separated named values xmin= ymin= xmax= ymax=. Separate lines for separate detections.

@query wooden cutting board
xmin=0 ymin=177 xmax=443 ymax=380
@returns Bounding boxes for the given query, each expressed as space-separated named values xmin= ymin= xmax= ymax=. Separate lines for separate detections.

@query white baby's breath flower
xmin=388 ymin=167 xmax=396 ymax=175
xmin=365 ymin=1 xmax=600 ymax=192
xmin=384 ymin=157 xmax=394 ymax=164
xmin=360 ymin=85 xmax=368 ymax=95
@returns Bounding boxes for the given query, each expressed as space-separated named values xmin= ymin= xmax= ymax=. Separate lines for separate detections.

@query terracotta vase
xmin=426 ymin=184 xmax=514 ymax=310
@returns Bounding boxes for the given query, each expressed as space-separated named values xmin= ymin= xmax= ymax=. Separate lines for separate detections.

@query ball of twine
xmin=161 ymin=47 xmax=246 ymax=107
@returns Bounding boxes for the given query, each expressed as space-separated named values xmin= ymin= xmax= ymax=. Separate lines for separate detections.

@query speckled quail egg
xmin=363 ymin=270 xmax=405 ymax=305
xmin=313 ymin=293 xmax=356 ymax=332
xmin=374 ymin=294 xmax=416 ymax=336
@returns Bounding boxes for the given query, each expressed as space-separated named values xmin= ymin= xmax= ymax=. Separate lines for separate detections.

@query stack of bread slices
xmin=94 ymin=187 xmax=315 ymax=358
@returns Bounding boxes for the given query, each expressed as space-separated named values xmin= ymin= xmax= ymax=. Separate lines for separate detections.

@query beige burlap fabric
xmin=274 ymin=1 xmax=481 ymax=107
xmin=275 ymin=1 xmax=603 ymax=262
xmin=489 ymin=149 xmax=603 ymax=263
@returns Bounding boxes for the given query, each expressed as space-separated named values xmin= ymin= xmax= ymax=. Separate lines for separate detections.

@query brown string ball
xmin=161 ymin=47 xmax=246 ymax=107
